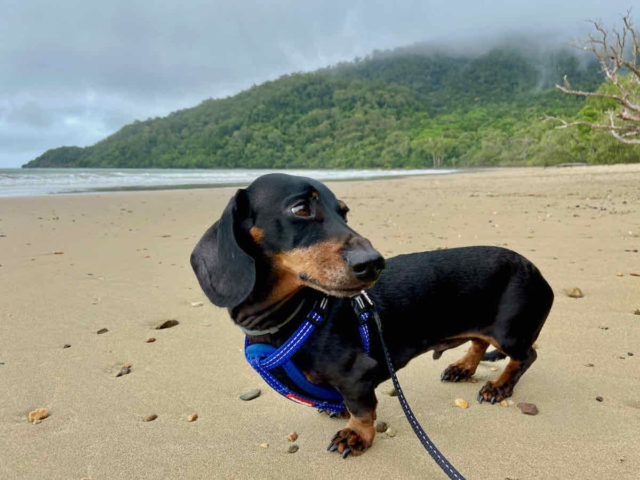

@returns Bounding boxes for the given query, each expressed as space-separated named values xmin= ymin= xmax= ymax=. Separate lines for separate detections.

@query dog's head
xmin=191 ymin=173 xmax=385 ymax=310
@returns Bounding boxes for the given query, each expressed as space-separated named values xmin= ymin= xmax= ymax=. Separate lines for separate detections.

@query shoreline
xmin=1 ymin=163 xmax=632 ymax=199
xmin=1 ymin=165 xmax=639 ymax=479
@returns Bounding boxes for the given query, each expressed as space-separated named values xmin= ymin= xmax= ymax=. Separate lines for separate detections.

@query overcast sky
xmin=0 ymin=0 xmax=634 ymax=168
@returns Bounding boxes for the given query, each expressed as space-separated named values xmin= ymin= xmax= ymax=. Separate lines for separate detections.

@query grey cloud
xmin=1 ymin=0 xmax=636 ymax=167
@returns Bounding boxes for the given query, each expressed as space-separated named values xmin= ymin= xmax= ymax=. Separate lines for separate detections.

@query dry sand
xmin=1 ymin=165 xmax=639 ymax=479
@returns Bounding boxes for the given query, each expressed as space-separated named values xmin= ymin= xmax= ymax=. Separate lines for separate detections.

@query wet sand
xmin=1 ymin=165 xmax=639 ymax=479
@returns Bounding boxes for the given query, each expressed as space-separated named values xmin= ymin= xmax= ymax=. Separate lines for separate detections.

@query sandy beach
xmin=1 ymin=165 xmax=639 ymax=479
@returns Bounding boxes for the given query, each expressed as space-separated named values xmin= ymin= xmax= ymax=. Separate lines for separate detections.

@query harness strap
xmin=353 ymin=292 xmax=466 ymax=480
xmin=245 ymin=296 xmax=370 ymax=413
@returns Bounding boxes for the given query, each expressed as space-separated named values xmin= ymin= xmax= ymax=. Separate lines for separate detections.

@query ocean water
xmin=0 ymin=168 xmax=456 ymax=198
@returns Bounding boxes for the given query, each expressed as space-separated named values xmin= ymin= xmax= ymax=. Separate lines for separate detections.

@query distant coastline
xmin=0 ymin=167 xmax=456 ymax=198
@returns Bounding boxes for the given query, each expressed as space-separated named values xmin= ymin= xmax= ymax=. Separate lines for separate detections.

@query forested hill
xmin=26 ymin=44 xmax=637 ymax=169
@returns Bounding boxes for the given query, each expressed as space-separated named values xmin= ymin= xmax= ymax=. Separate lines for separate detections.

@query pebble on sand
xmin=287 ymin=444 xmax=299 ymax=454
xmin=287 ymin=431 xmax=298 ymax=442
xmin=385 ymin=428 xmax=396 ymax=437
xmin=191 ymin=301 xmax=204 ymax=307
xmin=146 ymin=337 xmax=156 ymax=343
xmin=596 ymin=396 xmax=604 ymax=402
xmin=63 ymin=344 xmax=71 ymax=349
xmin=387 ymin=388 xmax=398 ymax=397
xmin=188 ymin=413 xmax=198 ymax=422
xmin=565 ymin=287 xmax=584 ymax=298
xmin=28 ymin=408 xmax=49 ymax=424
xmin=634 ymin=309 xmax=640 ymax=315
xmin=260 ymin=443 xmax=269 ymax=449
xmin=455 ymin=398 xmax=469 ymax=409
xmin=144 ymin=414 xmax=158 ymax=422
xmin=240 ymin=389 xmax=261 ymax=401
xmin=97 ymin=328 xmax=108 ymax=334
xmin=517 ymin=402 xmax=539 ymax=415
xmin=375 ymin=421 xmax=388 ymax=433
xmin=116 ymin=365 xmax=131 ymax=377
xmin=156 ymin=319 xmax=179 ymax=329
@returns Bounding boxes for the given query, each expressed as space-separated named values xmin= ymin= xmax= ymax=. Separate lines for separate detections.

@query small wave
xmin=0 ymin=168 xmax=456 ymax=198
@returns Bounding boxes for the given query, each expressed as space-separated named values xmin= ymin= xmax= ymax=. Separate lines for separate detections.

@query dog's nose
xmin=344 ymin=247 xmax=386 ymax=283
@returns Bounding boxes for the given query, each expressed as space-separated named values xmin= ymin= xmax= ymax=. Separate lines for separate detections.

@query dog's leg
xmin=327 ymin=382 xmax=377 ymax=458
xmin=478 ymin=347 xmax=537 ymax=404
xmin=440 ymin=339 xmax=489 ymax=382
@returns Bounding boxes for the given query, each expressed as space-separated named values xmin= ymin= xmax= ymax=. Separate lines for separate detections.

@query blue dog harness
xmin=244 ymin=292 xmax=466 ymax=478
xmin=244 ymin=296 xmax=371 ymax=413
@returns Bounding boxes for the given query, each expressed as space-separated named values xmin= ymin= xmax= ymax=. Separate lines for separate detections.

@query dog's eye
xmin=291 ymin=203 xmax=312 ymax=217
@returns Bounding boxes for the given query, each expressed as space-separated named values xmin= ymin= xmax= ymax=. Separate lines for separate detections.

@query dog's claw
xmin=477 ymin=393 xmax=484 ymax=403
xmin=453 ymin=375 xmax=460 ymax=382
xmin=328 ymin=442 xmax=338 ymax=452
xmin=490 ymin=396 xmax=496 ymax=405
xmin=441 ymin=373 xmax=450 ymax=381
xmin=329 ymin=411 xmax=339 ymax=418
xmin=342 ymin=447 xmax=352 ymax=459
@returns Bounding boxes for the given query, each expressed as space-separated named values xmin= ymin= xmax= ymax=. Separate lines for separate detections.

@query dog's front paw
xmin=477 ymin=381 xmax=514 ymax=404
xmin=327 ymin=427 xmax=373 ymax=458
xmin=440 ymin=364 xmax=474 ymax=382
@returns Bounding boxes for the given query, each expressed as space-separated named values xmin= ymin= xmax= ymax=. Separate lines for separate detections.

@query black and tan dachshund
xmin=191 ymin=173 xmax=554 ymax=457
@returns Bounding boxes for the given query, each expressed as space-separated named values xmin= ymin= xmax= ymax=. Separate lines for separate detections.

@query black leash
xmin=353 ymin=292 xmax=466 ymax=480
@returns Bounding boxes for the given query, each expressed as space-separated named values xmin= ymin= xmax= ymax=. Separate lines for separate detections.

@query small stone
xmin=28 ymin=408 xmax=49 ymax=424
xmin=260 ymin=443 xmax=269 ymax=449
xmin=188 ymin=413 xmax=198 ymax=422
xmin=63 ymin=344 xmax=71 ymax=349
xmin=239 ymin=389 xmax=261 ymax=401
xmin=144 ymin=414 xmax=158 ymax=422
xmin=490 ymin=367 xmax=498 ymax=371
xmin=566 ymin=287 xmax=584 ymax=298
xmin=116 ymin=366 xmax=131 ymax=377
xmin=616 ymin=272 xmax=624 ymax=277
xmin=635 ymin=309 xmax=640 ymax=315
xmin=470 ymin=378 xmax=478 ymax=383
xmin=287 ymin=444 xmax=299 ymax=454
xmin=454 ymin=398 xmax=469 ymax=409
xmin=599 ymin=326 xmax=609 ymax=330
xmin=191 ymin=301 xmax=204 ymax=307
xmin=156 ymin=319 xmax=179 ymax=329
xmin=385 ymin=428 xmax=396 ymax=437
xmin=596 ymin=396 xmax=604 ymax=402
xmin=146 ymin=337 xmax=156 ymax=343
xmin=375 ymin=421 xmax=388 ymax=433
xmin=53 ymin=251 xmax=64 ymax=255
xmin=97 ymin=328 xmax=108 ymax=334
xmin=387 ymin=388 xmax=398 ymax=397
xmin=628 ymin=352 xmax=634 ymax=356
xmin=500 ymin=400 xmax=509 ymax=407
xmin=630 ymin=273 xmax=639 ymax=277
xmin=585 ymin=363 xmax=595 ymax=367
xmin=517 ymin=402 xmax=539 ymax=415
xmin=287 ymin=431 xmax=298 ymax=442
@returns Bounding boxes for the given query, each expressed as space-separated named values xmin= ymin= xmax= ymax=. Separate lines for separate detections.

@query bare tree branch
xmin=554 ymin=11 xmax=640 ymax=145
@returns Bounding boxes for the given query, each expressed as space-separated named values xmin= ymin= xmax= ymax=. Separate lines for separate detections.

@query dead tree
xmin=551 ymin=11 xmax=640 ymax=144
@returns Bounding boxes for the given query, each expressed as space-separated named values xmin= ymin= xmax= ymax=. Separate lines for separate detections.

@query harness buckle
xmin=305 ymin=297 xmax=329 ymax=326
xmin=351 ymin=292 xmax=374 ymax=326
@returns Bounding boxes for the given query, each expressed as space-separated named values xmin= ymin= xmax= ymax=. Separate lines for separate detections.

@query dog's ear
xmin=190 ymin=189 xmax=255 ymax=309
